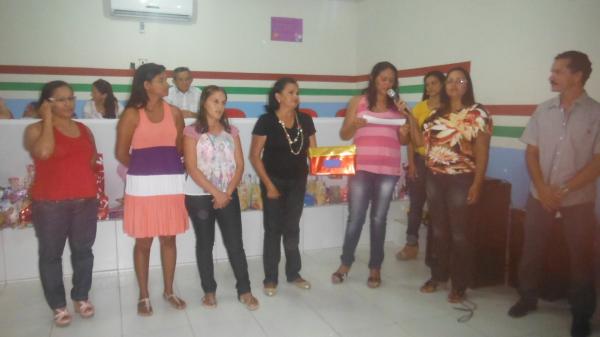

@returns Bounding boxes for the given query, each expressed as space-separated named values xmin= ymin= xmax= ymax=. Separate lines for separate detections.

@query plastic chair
xmin=224 ymin=108 xmax=246 ymax=118
xmin=335 ymin=108 xmax=347 ymax=117
xmin=298 ymin=108 xmax=318 ymax=117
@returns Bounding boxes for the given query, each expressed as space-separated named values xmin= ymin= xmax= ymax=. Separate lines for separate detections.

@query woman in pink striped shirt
xmin=331 ymin=61 xmax=410 ymax=288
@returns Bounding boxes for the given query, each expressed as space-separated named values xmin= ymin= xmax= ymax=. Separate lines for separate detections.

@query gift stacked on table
xmin=308 ymin=145 xmax=356 ymax=176
xmin=0 ymin=165 xmax=34 ymax=229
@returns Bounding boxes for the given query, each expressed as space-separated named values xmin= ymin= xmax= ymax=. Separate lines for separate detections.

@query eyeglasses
xmin=48 ymin=96 xmax=77 ymax=103
xmin=446 ymin=79 xmax=468 ymax=85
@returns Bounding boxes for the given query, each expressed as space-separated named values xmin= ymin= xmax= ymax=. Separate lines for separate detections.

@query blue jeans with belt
xmin=340 ymin=170 xmax=399 ymax=269
xmin=32 ymin=198 xmax=98 ymax=310
xmin=426 ymin=171 xmax=473 ymax=291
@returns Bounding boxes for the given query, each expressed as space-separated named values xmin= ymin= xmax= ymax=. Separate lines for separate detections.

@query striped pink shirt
xmin=354 ymin=96 xmax=403 ymax=176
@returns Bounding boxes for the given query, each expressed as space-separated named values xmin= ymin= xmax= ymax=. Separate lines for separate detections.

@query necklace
xmin=277 ymin=113 xmax=304 ymax=155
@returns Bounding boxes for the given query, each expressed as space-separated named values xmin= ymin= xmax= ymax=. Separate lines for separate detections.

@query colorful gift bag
xmin=308 ymin=145 xmax=356 ymax=176
xmin=95 ymin=154 xmax=109 ymax=220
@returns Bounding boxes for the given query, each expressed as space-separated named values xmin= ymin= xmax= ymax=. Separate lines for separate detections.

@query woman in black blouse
xmin=249 ymin=77 xmax=317 ymax=297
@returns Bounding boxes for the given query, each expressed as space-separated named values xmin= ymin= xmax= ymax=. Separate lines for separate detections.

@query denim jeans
xmin=518 ymin=195 xmax=596 ymax=319
xmin=406 ymin=154 xmax=427 ymax=245
xmin=341 ymin=170 xmax=400 ymax=269
xmin=261 ymin=176 xmax=306 ymax=284
xmin=426 ymin=172 xmax=473 ymax=291
xmin=185 ymin=191 xmax=251 ymax=296
xmin=32 ymin=198 xmax=98 ymax=310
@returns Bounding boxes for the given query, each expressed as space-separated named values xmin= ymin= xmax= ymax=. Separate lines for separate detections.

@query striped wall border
xmin=0 ymin=61 xmax=470 ymax=82
xmin=0 ymin=62 xmax=538 ymax=145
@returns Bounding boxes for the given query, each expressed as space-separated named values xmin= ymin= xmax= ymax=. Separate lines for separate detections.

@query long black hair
xmin=92 ymin=79 xmax=118 ymax=119
xmin=37 ymin=80 xmax=73 ymax=107
xmin=421 ymin=71 xmax=446 ymax=101
xmin=194 ymin=85 xmax=231 ymax=134
xmin=265 ymin=77 xmax=299 ymax=114
xmin=125 ymin=63 xmax=166 ymax=109
xmin=362 ymin=61 xmax=399 ymax=111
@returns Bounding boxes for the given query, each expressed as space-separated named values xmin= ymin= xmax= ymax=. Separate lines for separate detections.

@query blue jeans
xmin=426 ymin=172 xmax=473 ymax=291
xmin=406 ymin=154 xmax=427 ymax=245
xmin=518 ymin=195 xmax=596 ymax=319
xmin=32 ymin=198 xmax=98 ymax=310
xmin=185 ymin=191 xmax=251 ymax=296
xmin=341 ymin=170 xmax=399 ymax=269
xmin=261 ymin=176 xmax=306 ymax=284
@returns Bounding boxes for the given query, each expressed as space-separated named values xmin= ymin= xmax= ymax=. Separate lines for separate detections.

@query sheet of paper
xmin=363 ymin=114 xmax=406 ymax=126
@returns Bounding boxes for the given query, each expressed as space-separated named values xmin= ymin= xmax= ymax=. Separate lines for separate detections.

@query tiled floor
xmin=0 ymin=244 xmax=596 ymax=337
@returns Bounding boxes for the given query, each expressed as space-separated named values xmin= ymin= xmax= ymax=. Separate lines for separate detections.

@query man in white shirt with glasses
xmin=165 ymin=66 xmax=201 ymax=119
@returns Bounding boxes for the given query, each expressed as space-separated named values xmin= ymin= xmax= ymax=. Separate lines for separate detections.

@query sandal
xmin=448 ymin=288 xmax=467 ymax=303
xmin=420 ymin=279 xmax=439 ymax=293
xmin=163 ymin=293 xmax=187 ymax=310
xmin=137 ymin=298 xmax=153 ymax=316
xmin=367 ymin=269 xmax=381 ymax=288
xmin=331 ymin=271 xmax=348 ymax=284
xmin=291 ymin=277 xmax=311 ymax=290
xmin=53 ymin=308 xmax=72 ymax=327
xmin=239 ymin=292 xmax=260 ymax=311
xmin=73 ymin=300 xmax=95 ymax=318
xmin=263 ymin=283 xmax=277 ymax=297
xmin=201 ymin=293 xmax=217 ymax=309
xmin=367 ymin=276 xmax=381 ymax=288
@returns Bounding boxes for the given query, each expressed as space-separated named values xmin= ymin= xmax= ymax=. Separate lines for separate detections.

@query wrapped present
xmin=308 ymin=145 xmax=356 ymax=176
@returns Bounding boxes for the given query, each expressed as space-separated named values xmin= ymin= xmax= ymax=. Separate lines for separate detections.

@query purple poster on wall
xmin=271 ymin=17 xmax=303 ymax=42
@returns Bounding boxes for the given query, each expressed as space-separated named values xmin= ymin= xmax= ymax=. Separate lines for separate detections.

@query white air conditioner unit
xmin=110 ymin=0 xmax=194 ymax=22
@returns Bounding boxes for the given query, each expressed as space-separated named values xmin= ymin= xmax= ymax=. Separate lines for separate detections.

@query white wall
xmin=0 ymin=0 xmax=358 ymax=74
xmin=355 ymin=0 xmax=600 ymax=104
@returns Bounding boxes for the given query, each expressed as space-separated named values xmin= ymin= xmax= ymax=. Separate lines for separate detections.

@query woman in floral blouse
xmin=418 ymin=67 xmax=492 ymax=303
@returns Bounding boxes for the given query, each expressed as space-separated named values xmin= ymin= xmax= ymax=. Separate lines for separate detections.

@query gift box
xmin=308 ymin=145 xmax=356 ymax=176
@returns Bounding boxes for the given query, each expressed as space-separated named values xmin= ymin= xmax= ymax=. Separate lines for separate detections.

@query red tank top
xmin=30 ymin=122 xmax=97 ymax=201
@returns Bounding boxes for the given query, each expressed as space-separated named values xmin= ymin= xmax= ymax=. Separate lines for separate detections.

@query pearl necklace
xmin=277 ymin=113 xmax=304 ymax=156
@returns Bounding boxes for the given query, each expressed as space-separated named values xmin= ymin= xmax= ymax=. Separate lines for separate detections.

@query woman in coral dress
xmin=116 ymin=63 xmax=188 ymax=316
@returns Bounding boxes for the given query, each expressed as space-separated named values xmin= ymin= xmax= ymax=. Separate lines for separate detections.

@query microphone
xmin=386 ymin=88 xmax=399 ymax=101
xmin=387 ymin=89 xmax=411 ymax=115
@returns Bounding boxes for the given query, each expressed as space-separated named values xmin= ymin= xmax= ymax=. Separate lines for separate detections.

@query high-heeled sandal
xmin=263 ymin=283 xmax=278 ymax=297
xmin=239 ymin=293 xmax=260 ymax=311
xmin=331 ymin=271 xmax=348 ymax=284
xmin=367 ymin=276 xmax=381 ymax=288
xmin=137 ymin=298 xmax=153 ymax=316
xmin=53 ymin=308 xmax=72 ymax=327
xmin=163 ymin=293 xmax=187 ymax=310
xmin=420 ymin=279 xmax=439 ymax=293
xmin=291 ymin=277 xmax=311 ymax=290
xmin=73 ymin=300 xmax=95 ymax=318
xmin=201 ymin=293 xmax=217 ymax=309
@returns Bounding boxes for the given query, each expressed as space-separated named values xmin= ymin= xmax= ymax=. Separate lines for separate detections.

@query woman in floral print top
xmin=418 ymin=67 xmax=492 ymax=303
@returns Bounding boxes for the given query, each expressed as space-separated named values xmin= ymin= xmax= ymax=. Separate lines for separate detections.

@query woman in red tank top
xmin=24 ymin=81 xmax=98 ymax=327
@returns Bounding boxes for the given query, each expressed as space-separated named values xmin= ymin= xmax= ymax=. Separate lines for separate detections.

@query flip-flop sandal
xmin=163 ymin=293 xmax=187 ymax=310
xmin=137 ymin=298 xmax=153 ymax=316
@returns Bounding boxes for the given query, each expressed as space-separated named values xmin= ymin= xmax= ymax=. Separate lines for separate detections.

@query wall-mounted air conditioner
xmin=110 ymin=0 xmax=194 ymax=22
